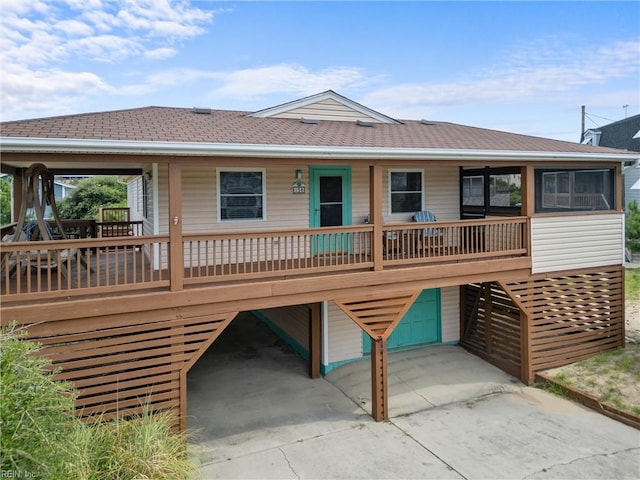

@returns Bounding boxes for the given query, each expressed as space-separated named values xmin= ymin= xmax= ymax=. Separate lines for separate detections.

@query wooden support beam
xmin=370 ymin=165 xmax=383 ymax=271
xmin=3 ymin=258 xmax=533 ymax=325
xmin=309 ymin=302 xmax=322 ymax=379
xmin=370 ymin=337 xmax=388 ymax=421
xmin=520 ymin=309 xmax=533 ymax=384
xmin=615 ymin=163 xmax=623 ymax=212
xmin=521 ymin=165 xmax=535 ymax=218
xmin=484 ymin=283 xmax=494 ymax=354
xmin=168 ymin=162 xmax=184 ymax=291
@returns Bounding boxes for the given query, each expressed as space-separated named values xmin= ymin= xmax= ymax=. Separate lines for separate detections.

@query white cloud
xmin=207 ymin=64 xmax=370 ymax=100
xmin=0 ymin=0 xmax=215 ymax=66
xmin=54 ymin=19 xmax=95 ymax=37
xmin=144 ymin=47 xmax=178 ymax=60
xmin=363 ymin=38 xmax=640 ymax=116
xmin=1 ymin=64 xmax=112 ymax=119
xmin=0 ymin=0 xmax=217 ymax=119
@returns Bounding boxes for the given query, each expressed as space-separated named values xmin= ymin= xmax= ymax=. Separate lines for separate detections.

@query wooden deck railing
xmin=182 ymin=225 xmax=374 ymax=284
xmin=0 ymin=218 xmax=529 ymax=302
xmin=1 ymin=235 xmax=170 ymax=302
xmin=382 ymin=217 xmax=528 ymax=266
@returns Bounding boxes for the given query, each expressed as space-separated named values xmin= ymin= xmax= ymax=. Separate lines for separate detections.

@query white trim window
xmin=389 ymin=170 xmax=423 ymax=214
xmin=217 ymin=168 xmax=266 ymax=221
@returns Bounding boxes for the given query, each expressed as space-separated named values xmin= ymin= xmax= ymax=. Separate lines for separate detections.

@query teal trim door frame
xmin=309 ymin=166 xmax=352 ymax=254
xmin=363 ymin=289 xmax=441 ymax=354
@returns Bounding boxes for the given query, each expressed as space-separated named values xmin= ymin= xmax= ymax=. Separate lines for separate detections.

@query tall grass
xmin=626 ymin=267 xmax=640 ymax=302
xmin=66 ymin=408 xmax=195 ymax=480
xmin=1 ymin=325 xmax=196 ymax=480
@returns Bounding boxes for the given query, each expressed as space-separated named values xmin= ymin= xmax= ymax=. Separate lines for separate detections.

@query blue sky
xmin=1 ymin=1 xmax=638 ymax=142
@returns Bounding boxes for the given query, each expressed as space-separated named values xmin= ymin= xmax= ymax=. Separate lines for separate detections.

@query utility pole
xmin=580 ymin=105 xmax=586 ymax=141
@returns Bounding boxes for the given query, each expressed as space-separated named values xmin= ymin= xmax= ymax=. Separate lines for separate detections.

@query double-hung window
xmin=389 ymin=170 xmax=423 ymax=214
xmin=218 ymin=169 xmax=265 ymax=221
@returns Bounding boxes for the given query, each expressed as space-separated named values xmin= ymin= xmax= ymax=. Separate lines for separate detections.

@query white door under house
xmin=363 ymin=289 xmax=441 ymax=353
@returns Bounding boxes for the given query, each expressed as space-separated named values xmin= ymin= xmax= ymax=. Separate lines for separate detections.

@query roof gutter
xmin=2 ymin=137 xmax=638 ymax=162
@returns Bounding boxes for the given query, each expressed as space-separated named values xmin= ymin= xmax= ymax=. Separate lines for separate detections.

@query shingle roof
xmin=593 ymin=114 xmax=640 ymax=153
xmin=0 ymin=105 xmax=630 ymax=155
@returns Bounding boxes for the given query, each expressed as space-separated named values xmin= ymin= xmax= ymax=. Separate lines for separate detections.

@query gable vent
xmin=357 ymin=119 xmax=375 ymax=127
xmin=300 ymin=117 xmax=319 ymax=124
xmin=193 ymin=107 xmax=212 ymax=114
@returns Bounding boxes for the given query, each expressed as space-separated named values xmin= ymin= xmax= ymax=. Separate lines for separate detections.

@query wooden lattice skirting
xmin=24 ymin=307 xmax=239 ymax=430
xmin=461 ymin=266 xmax=625 ymax=383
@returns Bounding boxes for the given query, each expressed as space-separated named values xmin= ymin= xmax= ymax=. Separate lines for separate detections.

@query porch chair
xmin=412 ymin=210 xmax=443 ymax=251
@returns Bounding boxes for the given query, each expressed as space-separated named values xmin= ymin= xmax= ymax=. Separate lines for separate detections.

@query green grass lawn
xmin=627 ymin=267 xmax=640 ymax=301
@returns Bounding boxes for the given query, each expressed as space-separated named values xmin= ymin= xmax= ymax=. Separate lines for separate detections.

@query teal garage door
xmin=363 ymin=289 xmax=441 ymax=353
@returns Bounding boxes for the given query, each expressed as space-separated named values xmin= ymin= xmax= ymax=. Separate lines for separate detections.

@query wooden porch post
xmin=370 ymin=337 xmax=388 ymax=421
xmin=521 ymin=165 xmax=535 ymax=217
xmin=484 ymin=283 xmax=494 ymax=354
xmin=309 ymin=302 xmax=322 ymax=379
xmin=520 ymin=310 xmax=533 ymax=384
xmin=168 ymin=162 xmax=184 ymax=291
xmin=521 ymin=166 xmax=534 ymax=257
xmin=370 ymin=164 xmax=383 ymax=271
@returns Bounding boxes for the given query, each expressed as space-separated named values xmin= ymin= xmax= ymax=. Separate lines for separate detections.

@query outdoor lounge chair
xmin=412 ymin=210 xmax=443 ymax=251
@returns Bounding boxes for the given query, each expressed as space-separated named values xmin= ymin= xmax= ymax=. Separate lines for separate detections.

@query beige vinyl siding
xmin=128 ymin=176 xmax=143 ymax=220
xmin=258 ymin=305 xmax=309 ymax=351
xmin=158 ymin=164 xmax=314 ymax=268
xmin=157 ymin=164 xmax=169 ymax=234
xmin=270 ymin=98 xmax=383 ymax=123
xmin=181 ymin=165 xmax=216 ymax=232
xmin=352 ymin=166 xmax=370 ymax=224
xmin=159 ymin=164 xmax=311 ymax=234
xmin=383 ymin=166 xmax=460 ymax=223
xmin=327 ymin=301 xmax=362 ymax=364
xmin=440 ymin=286 xmax=460 ymax=343
xmin=531 ymin=214 xmax=624 ymax=273
xmin=128 ymin=168 xmax=155 ymax=236
xmin=158 ymin=164 xmax=459 ymax=230
xmin=424 ymin=167 xmax=460 ymax=221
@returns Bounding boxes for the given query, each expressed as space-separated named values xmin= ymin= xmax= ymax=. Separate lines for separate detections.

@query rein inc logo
xmin=1 ymin=471 xmax=38 ymax=478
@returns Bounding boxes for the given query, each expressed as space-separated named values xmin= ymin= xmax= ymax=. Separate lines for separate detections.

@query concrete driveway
xmin=188 ymin=314 xmax=640 ymax=479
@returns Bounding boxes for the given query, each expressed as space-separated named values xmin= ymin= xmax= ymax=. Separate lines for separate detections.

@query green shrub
xmin=0 ymin=325 xmax=77 ymax=479
xmin=625 ymin=200 xmax=640 ymax=242
xmin=1 ymin=325 xmax=196 ymax=480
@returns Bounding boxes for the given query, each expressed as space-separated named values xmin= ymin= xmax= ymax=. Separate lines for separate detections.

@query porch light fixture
xmin=292 ymin=169 xmax=306 ymax=194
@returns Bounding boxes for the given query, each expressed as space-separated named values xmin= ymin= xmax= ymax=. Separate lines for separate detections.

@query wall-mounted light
xmin=292 ymin=169 xmax=306 ymax=194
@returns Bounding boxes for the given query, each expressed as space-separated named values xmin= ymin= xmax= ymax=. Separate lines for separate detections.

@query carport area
xmin=188 ymin=313 xmax=639 ymax=479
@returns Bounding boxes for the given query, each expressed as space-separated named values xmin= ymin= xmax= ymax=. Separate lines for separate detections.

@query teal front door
xmin=309 ymin=167 xmax=352 ymax=253
xmin=363 ymin=289 xmax=441 ymax=353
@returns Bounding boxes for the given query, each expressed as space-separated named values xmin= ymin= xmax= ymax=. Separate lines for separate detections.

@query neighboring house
xmin=582 ymin=113 xmax=640 ymax=209
xmin=1 ymin=91 xmax=639 ymax=429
